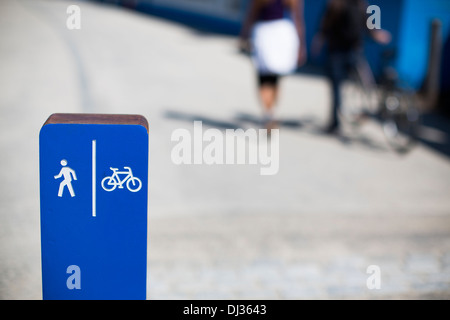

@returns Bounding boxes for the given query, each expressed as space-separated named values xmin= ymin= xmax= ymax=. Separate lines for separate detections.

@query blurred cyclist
xmin=312 ymin=0 xmax=391 ymax=134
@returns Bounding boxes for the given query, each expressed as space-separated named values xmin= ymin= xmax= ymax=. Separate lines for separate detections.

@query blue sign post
xmin=39 ymin=114 xmax=148 ymax=300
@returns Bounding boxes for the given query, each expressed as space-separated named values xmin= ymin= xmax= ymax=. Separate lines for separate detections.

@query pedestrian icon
xmin=54 ymin=159 xmax=77 ymax=197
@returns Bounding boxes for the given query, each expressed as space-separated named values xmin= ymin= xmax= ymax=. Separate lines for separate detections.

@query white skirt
xmin=251 ymin=19 xmax=300 ymax=75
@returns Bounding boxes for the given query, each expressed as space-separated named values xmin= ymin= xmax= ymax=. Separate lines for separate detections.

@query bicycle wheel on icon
xmin=126 ymin=177 xmax=142 ymax=192
xmin=101 ymin=176 xmax=118 ymax=192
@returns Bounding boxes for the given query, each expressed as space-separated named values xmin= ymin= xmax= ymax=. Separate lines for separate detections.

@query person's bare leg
xmin=259 ymin=84 xmax=279 ymax=131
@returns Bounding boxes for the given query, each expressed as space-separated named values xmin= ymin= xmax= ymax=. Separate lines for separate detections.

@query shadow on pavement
xmin=417 ymin=111 xmax=450 ymax=158
xmin=164 ymin=110 xmax=243 ymax=130
xmin=164 ymin=109 xmax=313 ymax=132
xmin=164 ymin=109 xmax=392 ymax=154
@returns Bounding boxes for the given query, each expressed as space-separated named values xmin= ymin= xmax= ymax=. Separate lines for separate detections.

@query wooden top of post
xmin=43 ymin=113 xmax=149 ymax=133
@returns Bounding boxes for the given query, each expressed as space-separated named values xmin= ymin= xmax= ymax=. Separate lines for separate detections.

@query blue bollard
xmin=39 ymin=114 xmax=148 ymax=300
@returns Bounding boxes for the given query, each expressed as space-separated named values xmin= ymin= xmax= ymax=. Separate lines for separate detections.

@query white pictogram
xmin=101 ymin=167 xmax=142 ymax=192
xmin=54 ymin=159 xmax=77 ymax=197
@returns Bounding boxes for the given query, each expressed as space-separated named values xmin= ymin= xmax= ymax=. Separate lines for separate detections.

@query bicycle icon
xmin=101 ymin=167 xmax=142 ymax=193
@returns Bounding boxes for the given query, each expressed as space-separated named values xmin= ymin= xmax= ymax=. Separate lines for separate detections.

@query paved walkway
xmin=148 ymin=213 xmax=450 ymax=299
xmin=1 ymin=0 xmax=450 ymax=299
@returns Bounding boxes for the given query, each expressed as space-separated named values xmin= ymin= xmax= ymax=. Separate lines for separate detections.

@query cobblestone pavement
xmin=1 ymin=0 xmax=450 ymax=299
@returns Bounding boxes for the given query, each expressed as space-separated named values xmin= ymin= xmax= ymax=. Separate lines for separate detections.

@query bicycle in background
xmin=339 ymin=49 xmax=421 ymax=153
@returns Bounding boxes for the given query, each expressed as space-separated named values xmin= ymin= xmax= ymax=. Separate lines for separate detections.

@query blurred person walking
xmin=240 ymin=0 xmax=307 ymax=131
xmin=312 ymin=0 xmax=391 ymax=134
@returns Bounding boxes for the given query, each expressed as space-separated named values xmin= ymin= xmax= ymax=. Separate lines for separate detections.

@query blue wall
xmin=136 ymin=0 xmax=245 ymax=35
xmin=395 ymin=0 xmax=450 ymax=89
xmin=363 ymin=0 xmax=404 ymax=78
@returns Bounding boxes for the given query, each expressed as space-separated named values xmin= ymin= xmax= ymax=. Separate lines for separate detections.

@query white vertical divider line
xmin=92 ymin=140 xmax=96 ymax=217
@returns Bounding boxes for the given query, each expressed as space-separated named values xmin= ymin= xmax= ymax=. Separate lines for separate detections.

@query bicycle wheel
xmin=126 ymin=177 xmax=142 ymax=192
xmin=101 ymin=176 xmax=117 ymax=192
xmin=381 ymin=90 xmax=420 ymax=153
xmin=339 ymin=69 xmax=373 ymax=128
